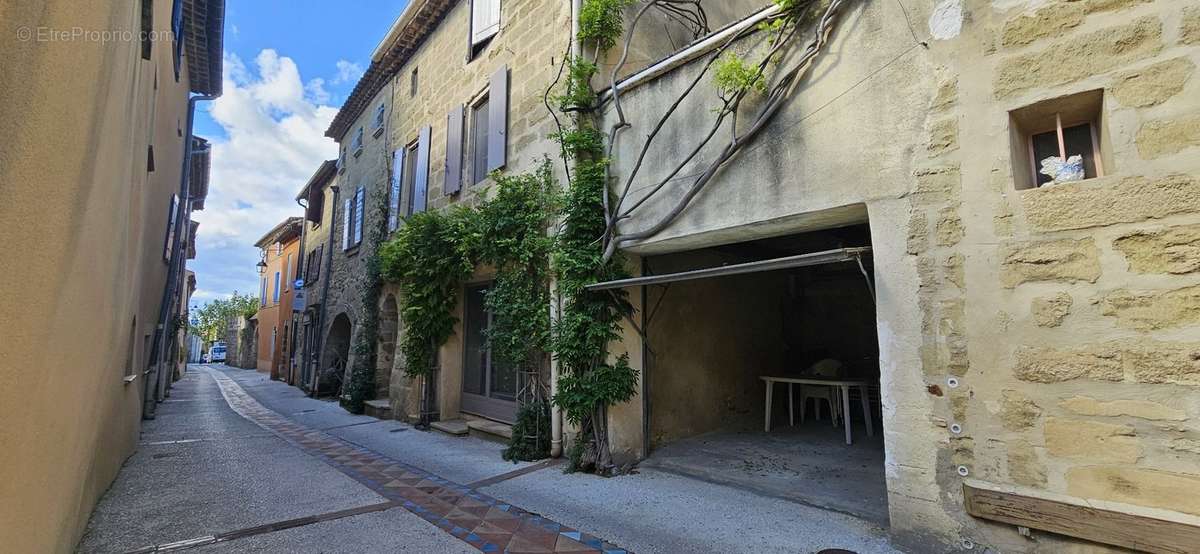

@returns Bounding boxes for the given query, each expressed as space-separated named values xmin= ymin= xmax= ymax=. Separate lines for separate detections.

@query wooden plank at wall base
xmin=963 ymin=482 xmax=1200 ymax=554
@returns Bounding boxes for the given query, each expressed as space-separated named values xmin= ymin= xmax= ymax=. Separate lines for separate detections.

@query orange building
xmin=254 ymin=218 xmax=303 ymax=381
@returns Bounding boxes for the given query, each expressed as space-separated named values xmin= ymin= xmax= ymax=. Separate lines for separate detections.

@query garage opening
xmin=595 ymin=222 xmax=887 ymax=525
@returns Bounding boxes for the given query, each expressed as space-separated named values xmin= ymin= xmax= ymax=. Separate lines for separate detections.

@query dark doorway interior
xmin=639 ymin=222 xmax=888 ymax=525
xmin=321 ymin=313 xmax=353 ymax=397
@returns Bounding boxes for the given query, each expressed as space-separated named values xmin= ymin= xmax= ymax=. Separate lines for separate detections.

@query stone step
xmin=467 ymin=419 xmax=513 ymax=444
xmin=363 ymin=399 xmax=392 ymax=420
xmin=430 ymin=419 xmax=469 ymax=436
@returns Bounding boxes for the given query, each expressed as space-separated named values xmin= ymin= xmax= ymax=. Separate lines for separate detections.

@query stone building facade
xmin=596 ymin=0 xmax=1200 ymax=551
xmin=253 ymin=217 xmax=303 ymax=380
xmin=0 ymin=0 xmax=224 ymax=551
xmin=321 ymin=0 xmax=572 ymax=424
xmin=294 ymin=160 xmax=338 ymax=391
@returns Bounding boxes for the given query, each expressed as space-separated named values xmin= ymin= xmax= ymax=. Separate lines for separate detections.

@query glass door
xmin=461 ymin=283 xmax=517 ymax=423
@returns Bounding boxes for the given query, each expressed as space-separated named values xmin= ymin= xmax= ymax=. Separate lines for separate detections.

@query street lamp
xmin=256 ymin=253 xmax=267 ymax=275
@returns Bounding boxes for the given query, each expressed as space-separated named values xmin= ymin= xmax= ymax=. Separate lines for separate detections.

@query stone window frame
xmin=1009 ymin=89 xmax=1109 ymax=190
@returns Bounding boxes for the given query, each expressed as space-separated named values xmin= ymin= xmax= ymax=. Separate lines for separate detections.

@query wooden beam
xmin=963 ymin=482 xmax=1200 ymax=554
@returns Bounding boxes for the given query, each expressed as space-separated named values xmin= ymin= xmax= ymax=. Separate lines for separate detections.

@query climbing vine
xmin=341 ymin=193 xmax=390 ymax=414
xmin=370 ymin=0 xmax=849 ymax=472
xmin=378 ymin=162 xmax=559 ymax=459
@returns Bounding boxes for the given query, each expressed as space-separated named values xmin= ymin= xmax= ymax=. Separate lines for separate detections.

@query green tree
xmin=193 ymin=292 xmax=258 ymax=343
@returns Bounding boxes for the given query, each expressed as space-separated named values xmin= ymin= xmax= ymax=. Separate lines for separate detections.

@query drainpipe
xmin=550 ymin=0 xmax=583 ymax=458
xmin=294 ymin=197 xmax=307 ymax=385
xmin=144 ymin=93 xmax=218 ymax=419
xmin=311 ymin=185 xmax=340 ymax=397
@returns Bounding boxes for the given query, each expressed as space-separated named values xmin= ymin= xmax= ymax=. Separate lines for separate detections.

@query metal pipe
xmin=144 ymin=93 xmax=218 ymax=419
xmin=293 ymin=197 xmax=308 ymax=384
xmin=550 ymin=0 xmax=583 ymax=458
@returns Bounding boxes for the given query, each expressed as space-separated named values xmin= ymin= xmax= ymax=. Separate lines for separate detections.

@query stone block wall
xmin=325 ymin=0 xmax=572 ymax=418
xmin=601 ymin=0 xmax=1200 ymax=550
xmin=905 ymin=0 xmax=1200 ymax=550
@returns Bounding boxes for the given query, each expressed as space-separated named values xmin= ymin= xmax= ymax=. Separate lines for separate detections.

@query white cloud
xmin=190 ymin=49 xmax=337 ymax=300
xmin=332 ymin=59 xmax=364 ymax=84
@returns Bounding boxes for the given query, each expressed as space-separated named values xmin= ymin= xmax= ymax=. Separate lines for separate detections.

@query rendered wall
xmin=603 ymin=0 xmax=1200 ymax=550
xmin=0 ymin=1 xmax=196 ymax=551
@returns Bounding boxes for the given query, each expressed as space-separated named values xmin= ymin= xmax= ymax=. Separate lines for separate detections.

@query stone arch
xmin=320 ymin=312 xmax=353 ymax=396
xmin=376 ymin=294 xmax=399 ymax=399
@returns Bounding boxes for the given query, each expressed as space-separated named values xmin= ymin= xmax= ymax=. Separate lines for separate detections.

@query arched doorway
xmin=376 ymin=295 xmax=399 ymax=399
xmin=320 ymin=313 xmax=352 ymax=397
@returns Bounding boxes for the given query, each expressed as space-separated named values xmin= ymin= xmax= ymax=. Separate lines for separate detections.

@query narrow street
xmin=78 ymin=365 xmax=898 ymax=553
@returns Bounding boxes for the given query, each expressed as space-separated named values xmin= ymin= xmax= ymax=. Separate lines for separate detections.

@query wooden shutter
xmin=312 ymin=245 xmax=323 ymax=282
xmin=342 ymin=197 xmax=351 ymax=250
xmin=471 ymin=0 xmax=500 ymax=46
xmin=389 ymin=149 xmax=403 ymax=231
xmin=353 ymin=187 xmax=365 ymax=245
xmin=445 ymin=105 xmax=464 ymax=196
xmin=413 ymin=126 xmax=431 ymax=214
xmin=163 ymin=195 xmax=179 ymax=261
xmin=487 ymin=65 xmax=508 ymax=172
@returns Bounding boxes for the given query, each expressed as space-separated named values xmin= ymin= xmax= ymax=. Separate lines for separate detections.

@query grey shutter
xmin=487 ymin=66 xmax=508 ymax=172
xmin=445 ymin=105 xmax=464 ymax=195
xmin=413 ymin=126 xmax=431 ymax=214
xmin=389 ymin=149 xmax=403 ymax=230
xmin=353 ymin=188 xmax=365 ymax=245
xmin=342 ymin=198 xmax=351 ymax=250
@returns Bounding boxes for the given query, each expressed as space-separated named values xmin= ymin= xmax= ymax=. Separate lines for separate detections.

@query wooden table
xmin=760 ymin=376 xmax=874 ymax=445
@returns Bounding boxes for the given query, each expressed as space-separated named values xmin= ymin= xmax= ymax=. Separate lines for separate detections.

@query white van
xmin=209 ymin=342 xmax=227 ymax=363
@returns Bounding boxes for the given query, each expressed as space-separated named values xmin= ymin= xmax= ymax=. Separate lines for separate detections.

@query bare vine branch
xmin=601 ymin=0 xmax=851 ymax=261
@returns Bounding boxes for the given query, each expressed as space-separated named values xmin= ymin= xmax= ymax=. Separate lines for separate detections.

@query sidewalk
xmin=78 ymin=364 xmax=900 ymax=553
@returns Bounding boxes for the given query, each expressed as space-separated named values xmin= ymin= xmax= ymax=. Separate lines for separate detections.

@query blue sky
xmin=189 ymin=0 xmax=409 ymax=308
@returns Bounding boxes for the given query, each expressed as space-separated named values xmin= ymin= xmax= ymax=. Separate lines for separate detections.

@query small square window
xmin=1009 ymin=89 xmax=1108 ymax=190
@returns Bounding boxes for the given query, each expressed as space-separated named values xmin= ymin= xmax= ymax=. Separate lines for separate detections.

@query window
xmin=124 ymin=317 xmax=138 ymax=379
xmin=352 ymin=127 xmax=364 ymax=156
xmin=338 ymin=146 xmax=347 ymax=173
xmin=163 ymin=195 xmax=179 ymax=262
xmin=411 ymin=68 xmax=419 ymax=97
xmin=470 ymin=0 xmax=501 ymax=58
xmin=171 ymin=0 xmax=184 ymax=81
xmin=468 ymin=66 xmax=509 ymax=185
xmin=471 ymin=95 xmax=490 ymax=185
xmin=305 ymin=245 xmax=323 ymax=284
xmin=284 ymin=254 xmax=293 ymax=290
xmin=273 ymin=271 xmax=281 ymax=304
xmin=353 ymin=186 xmax=365 ymax=245
xmin=401 ymin=140 xmax=420 ymax=215
xmin=1009 ymin=89 xmax=1107 ymax=190
xmin=260 ymin=277 xmax=267 ymax=306
xmin=147 ymin=145 xmax=155 ymax=172
xmin=389 ymin=149 xmax=404 ymax=231
xmin=140 ymin=0 xmax=153 ymax=60
xmin=373 ymin=104 xmax=386 ymax=136
xmin=343 ymin=186 xmax=365 ymax=251
xmin=275 ymin=242 xmax=282 ymax=256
